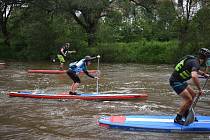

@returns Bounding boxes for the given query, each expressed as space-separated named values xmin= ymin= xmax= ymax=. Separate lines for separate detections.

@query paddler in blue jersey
xmin=169 ymin=48 xmax=210 ymax=125
xmin=67 ymin=56 xmax=99 ymax=95
xmin=57 ymin=43 xmax=76 ymax=70
xmin=205 ymin=54 xmax=210 ymax=73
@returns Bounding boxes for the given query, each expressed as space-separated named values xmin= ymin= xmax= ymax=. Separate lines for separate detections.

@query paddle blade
xmin=184 ymin=108 xmax=195 ymax=126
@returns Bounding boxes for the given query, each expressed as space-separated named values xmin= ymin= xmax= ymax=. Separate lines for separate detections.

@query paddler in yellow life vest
xmin=67 ymin=56 xmax=99 ymax=95
xmin=169 ymin=48 xmax=210 ymax=125
xmin=57 ymin=43 xmax=76 ymax=70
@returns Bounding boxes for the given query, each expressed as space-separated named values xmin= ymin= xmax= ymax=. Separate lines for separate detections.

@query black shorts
xmin=67 ymin=70 xmax=81 ymax=83
xmin=169 ymin=81 xmax=188 ymax=95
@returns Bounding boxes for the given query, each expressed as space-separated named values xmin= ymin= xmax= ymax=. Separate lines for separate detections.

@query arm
xmin=60 ymin=48 xmax=66 ymax=57
xmin=198 ymin=70 xmax=209 ymax=78
xmin=68 ymin=51 xmax=76 ymax=54
xmin=83 ymin=70 xmax=95 ymax=78
xmin=191 ymin=71 xmax=205 ymax=96
xmin=191 ymin=71 xmax=202 ymax=91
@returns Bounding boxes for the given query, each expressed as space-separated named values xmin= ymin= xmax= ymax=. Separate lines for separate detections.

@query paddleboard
xmin=98 ymin=115 xmax=210 ymax=133
xmin=0 ymin=63 xmax=6 ymax=68
xmin=8 ymin=91 xmax=148 ymax=101
xmin=28 ymin=69 xmax=98 ymax=75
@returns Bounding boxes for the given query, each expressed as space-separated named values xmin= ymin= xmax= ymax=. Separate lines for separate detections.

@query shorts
xmin=169 ymin=81 xmax=188 ymax=95
xmin=57 ymin=54 xmax=65 ymax=63
xmin=67 ymin=69 xmax=81 ymax=83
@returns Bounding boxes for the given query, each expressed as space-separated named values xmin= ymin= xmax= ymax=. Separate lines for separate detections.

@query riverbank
xmin=0 ymin=40 xmax=190 ymax=64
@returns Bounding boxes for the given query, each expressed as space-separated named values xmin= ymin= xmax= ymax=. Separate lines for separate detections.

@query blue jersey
xmin=69 ymin=59 xmax=88 ymax=74
xmin=206 ymin=57 xmax=210 ymax=67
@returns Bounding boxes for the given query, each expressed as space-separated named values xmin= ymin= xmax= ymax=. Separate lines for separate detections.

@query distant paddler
xmin=56 ymin=42 xmax=76 ymax=70
xmin=67 ymin=55 xmax=100 ymax=95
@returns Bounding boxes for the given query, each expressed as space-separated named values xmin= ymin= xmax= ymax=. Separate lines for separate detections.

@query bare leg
xmin=178 ymin=86 xmax=194 ymax=116
xmin=59 ymin=63 xmax=64 ymax=70
xmin=71 ymin=83 xmax=80 ymax=93
xmin=186 ymin=86 xmax=196 ymax=100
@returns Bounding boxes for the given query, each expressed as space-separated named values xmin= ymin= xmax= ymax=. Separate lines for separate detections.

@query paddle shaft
xmin=184 ymin=77 xmax=209 ymax=125
xmin=96 ymin=55 xmax=100 ymax=94
xmin=190 ymin=77 xmax=209 ymax=109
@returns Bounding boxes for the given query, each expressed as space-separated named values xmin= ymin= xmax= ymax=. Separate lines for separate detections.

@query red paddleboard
xmin=8 ymin=91 xmax=148 ymax=101
xmin=0 ymin=63 xmax=6 ymax=68
xmin=28 ymin=69 xmax=98 ymax=75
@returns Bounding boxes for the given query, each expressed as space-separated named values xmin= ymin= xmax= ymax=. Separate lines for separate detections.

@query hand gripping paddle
xmin=184 ymin=77 xmax=209 ymax=126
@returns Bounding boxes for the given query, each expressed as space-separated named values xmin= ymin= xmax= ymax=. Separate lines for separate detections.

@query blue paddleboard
xmin=98 ymin=115 xmax=210 ymax=133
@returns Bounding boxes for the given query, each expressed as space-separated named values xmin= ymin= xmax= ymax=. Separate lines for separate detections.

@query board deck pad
xmin=8 ymin=91 xmax=148 ymax=101
xmin=98 ymin=115 xmax=210 ymax=133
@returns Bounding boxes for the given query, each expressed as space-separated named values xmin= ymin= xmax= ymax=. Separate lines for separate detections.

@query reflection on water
xmin=0 ymin=61 xmax=210 ymax=140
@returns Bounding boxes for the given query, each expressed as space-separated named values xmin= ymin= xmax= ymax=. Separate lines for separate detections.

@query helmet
xmin=85 ymin=56 xmax=92 ymax=61
xmin=65 ymin=43 xmax=70 ymax=48
xmin=198 ymin=48 xmax=210 ymax=59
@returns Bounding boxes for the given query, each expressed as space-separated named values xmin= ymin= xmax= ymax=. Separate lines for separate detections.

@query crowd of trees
xmin=0 ymin=0 xmax=210 ymax=64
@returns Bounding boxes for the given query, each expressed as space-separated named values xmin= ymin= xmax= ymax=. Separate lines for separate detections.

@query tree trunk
xmin=2 ymin=22 xmax=11 ymax=47
xmin=86 ymin=23 xmax=97 ymax=47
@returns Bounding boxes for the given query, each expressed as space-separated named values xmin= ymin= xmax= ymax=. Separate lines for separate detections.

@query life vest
xmin=58 ymin=46 xmax=69 ymax=56
xmin=174 ymin=55 xmax=196 ymax=80
xmin=69 ymin=59 xmax=87 ymax=74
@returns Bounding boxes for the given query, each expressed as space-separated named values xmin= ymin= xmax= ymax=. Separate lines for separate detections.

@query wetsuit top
xmin=169 ymin=55 xmax=200 ymax=82
xmin=58 ymin=46 xmax=69 ymax=57
xmin=69 ymin=59 xmax=94 ymax=78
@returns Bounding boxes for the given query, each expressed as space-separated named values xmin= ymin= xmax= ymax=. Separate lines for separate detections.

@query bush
xmin=88 ymin=40 xmax=179 ymax=64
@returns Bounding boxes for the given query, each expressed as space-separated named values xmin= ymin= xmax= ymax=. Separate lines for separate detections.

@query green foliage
xmin=153 ymin=0 xmax=177 ymax=41
xmin=1 ymin=0 xmax=210 ymax=65
xmin=82 ymin=40 xmax=179 ymax=64
xmin=189 ymin=7 xmax=210 ymax=51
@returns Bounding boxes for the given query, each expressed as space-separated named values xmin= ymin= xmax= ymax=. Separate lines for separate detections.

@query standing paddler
xmin=169 ymin=48 xmax=210 ymax=125
xmin=56 ymin=42 xmax=76 ymax=70
xmin=67 ymin=56 xmax=99 ymax=95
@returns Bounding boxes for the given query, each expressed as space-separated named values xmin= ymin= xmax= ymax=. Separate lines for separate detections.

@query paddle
xmin=96 ymin=55 xmax=100 ymax=94
xmin=184 ymin=77 xmax=209 ymax=126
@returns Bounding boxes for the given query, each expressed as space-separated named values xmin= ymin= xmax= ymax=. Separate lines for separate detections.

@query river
xmin=0 ymin=61 xmax=210 ymax=140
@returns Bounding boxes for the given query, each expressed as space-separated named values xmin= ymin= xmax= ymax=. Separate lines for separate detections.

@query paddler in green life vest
xmin=67 ymin=56 xmax=99 ymax=95
xmin=169 ymin=48 xmax=210 ymax=125
xmin=57 ymin=43 xmax=76 ymax=70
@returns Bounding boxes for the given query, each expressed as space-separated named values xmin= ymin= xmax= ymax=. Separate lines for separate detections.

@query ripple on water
xmin=0 ymin=62 xmax=210 ymax=139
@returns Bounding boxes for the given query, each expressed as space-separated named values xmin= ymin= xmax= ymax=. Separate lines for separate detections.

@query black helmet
xmin=198 ymin=48 xmax=210 ymax=59
xmin=84 ymin=56 xmax=97 ymax=62
xmin=85 ymin=56 xmax=92 ymax=61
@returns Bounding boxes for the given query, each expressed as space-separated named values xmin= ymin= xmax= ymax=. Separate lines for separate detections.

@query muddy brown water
xmin=0 ymin=61 xmax=210 ymax=140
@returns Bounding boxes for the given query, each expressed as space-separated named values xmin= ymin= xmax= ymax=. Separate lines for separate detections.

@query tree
xmin=189 ymin=7 xmax=210 ymax=51
xmin=61 ymin=0 xmax=115 ymax=47
xmin=154 ymin=0 xmax=177 ymax=41
xmin=170 ymin=0 xmax=202 ymax=47
xmin=0 ymin=0 xmax=24 ymax=47
xmin=118 ymin=0 xmax=158 ymax=41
